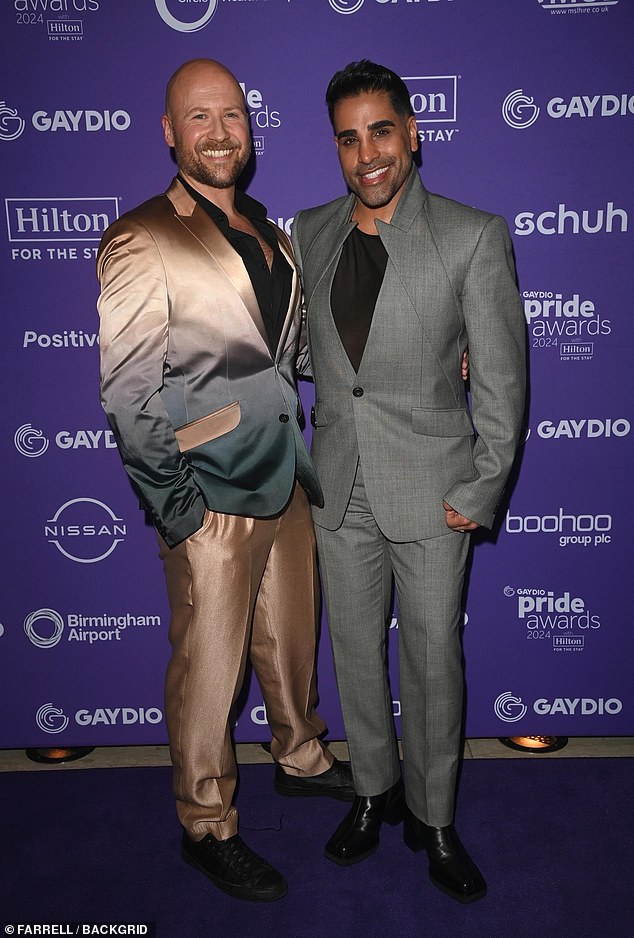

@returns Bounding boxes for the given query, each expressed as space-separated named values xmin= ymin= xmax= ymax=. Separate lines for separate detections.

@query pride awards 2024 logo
xmin=522 ymin=290 xmax=612 ymax=362
xmin=502 ymin=586 xmax=602 ymax=653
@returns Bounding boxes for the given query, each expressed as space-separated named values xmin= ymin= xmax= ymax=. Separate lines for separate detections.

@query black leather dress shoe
xmin=325 ymin=780 xmax=405 ymax=866
xmin=404 ymin=811 xmax=486 ymax=903
xmin=181 ymin=832 xmax=287 ymax=902
xmin=274 ymin=757 xmax=354 ymax=801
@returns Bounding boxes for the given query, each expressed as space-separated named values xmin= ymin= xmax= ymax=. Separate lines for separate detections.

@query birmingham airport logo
xmin=25 ymin=609 xmax=65 ymax=648
xmin=44 ymin=497 xmax=126 ymax=564
xmin=155 ymin=0 xmax=218 ymax=32
xmin=6 ymin=198 xmax=118 ymax=243
xmin=0 ymin=101 xmax=25 ymax=140
xmin=24 ymin=607 xmax=162 ymax=647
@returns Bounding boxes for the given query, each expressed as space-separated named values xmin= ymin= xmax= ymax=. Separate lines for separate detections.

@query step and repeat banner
xmin=1 ymin=0 xmax=632 ymax=747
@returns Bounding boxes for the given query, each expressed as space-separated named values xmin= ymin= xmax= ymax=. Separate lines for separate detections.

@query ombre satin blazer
xmin=98 ymin=177 xmax=321 ymax=548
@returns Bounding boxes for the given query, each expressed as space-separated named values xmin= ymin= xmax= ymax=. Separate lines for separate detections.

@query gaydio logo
xmin=494 ymin=691 xmax=622 ymax=722
xmin=503 ymin=88 xmax=633 ymax=129
xmin=0 ymin=101 xmax=25 ymax=141
xmin=36 ymin=702 xmax=163 ymax=733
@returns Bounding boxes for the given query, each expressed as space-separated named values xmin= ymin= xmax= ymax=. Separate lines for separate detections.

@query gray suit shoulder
xmin=294 ymin=195 xmax=350 ymax=240
xmin=425 ymin=189 xmax=509 ymax=238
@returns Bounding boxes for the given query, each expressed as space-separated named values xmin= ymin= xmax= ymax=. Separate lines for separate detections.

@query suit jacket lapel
xmin=306 ymin=194 xmax=357 ymax=300
xmin=273 ymin=226 xmax=300 ymax=362
xmin=374 ymin=168 xmax=450 ymax=331
xmin=305 ymin=195 xmax=358 ymax=377
xmin=165 ymin=178 xmax=269 ymax=350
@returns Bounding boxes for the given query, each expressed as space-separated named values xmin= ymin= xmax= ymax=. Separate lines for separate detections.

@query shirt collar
xmin=176 ymin=174 xmax=268 ymax=232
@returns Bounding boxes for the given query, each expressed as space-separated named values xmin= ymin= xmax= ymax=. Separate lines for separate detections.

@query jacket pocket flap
xmin=411 ymin=407 xmax=473 ymax=437
xmin=175 ymin=401 xmax=241 ymax=453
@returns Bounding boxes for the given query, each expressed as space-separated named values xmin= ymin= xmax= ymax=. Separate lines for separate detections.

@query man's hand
xmin=443 ymin=501 xmax=479 ymax=532
xmin=461 ymin=349 xmax=469 ymax=381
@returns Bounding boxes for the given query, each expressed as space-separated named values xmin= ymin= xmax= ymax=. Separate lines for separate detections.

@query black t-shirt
xmin=330 ymin=226 xmax=388 ymax=372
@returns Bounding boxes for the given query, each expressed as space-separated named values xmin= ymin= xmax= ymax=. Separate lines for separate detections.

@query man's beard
xmin=175 ymin=136 xmax=251 ymax=190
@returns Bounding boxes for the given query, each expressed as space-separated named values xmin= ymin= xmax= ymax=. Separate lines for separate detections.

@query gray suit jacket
xmin=98 ymin=177 xmax=322 ymax=548
xmin=292 ymin=167 xmax=526 ymax=539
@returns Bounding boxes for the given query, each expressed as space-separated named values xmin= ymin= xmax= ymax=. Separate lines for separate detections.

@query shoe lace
xmin=220 ymin=837 xmax=269 ymax=876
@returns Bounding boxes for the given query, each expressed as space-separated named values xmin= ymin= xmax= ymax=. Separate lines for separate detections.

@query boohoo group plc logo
xmin=0 ymin=101 xmax=25 ymax=141
xmin=14 ymin=423 xmax=49 ymax=457
xmin=25 ymin=609 xmax=65 ymax=648
xmin=155 ymin=0 xmax=218 ymax=32
xmin=502 ymin=90 xmax=540 ymax=129
xmin=329 ymin=0 xmax=365 ymax=12
xmin=36 ymin=702 xmax=69 ymax=734
xmin=44 ymin=497 xmax=127 ymax=564
xmin=494 ymin=691 xmax=528 ymax=723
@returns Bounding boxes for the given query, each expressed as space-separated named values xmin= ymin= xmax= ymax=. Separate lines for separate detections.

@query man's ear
xmin=407 ymin=115 xmax=419 ymax=153
xmin=162 ymin=114 xmax=174 ymax=148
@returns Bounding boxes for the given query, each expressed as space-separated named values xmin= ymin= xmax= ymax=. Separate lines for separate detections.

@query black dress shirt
xmin=177 ymin=174 xmax=291 ymax=354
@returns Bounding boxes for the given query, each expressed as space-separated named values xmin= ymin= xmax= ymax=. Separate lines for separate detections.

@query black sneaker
xmin=181 ymin=832 xmax=287 ymax=902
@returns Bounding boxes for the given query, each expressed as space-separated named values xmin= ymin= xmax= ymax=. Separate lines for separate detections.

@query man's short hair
xmin=326 ymin=60 xmax=414 ymax=128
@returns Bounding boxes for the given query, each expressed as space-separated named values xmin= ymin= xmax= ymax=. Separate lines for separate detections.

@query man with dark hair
xmin=98 ymin=58 xmax=352 ymax=905
xmin=292 ymin=60 xmax=526 ymax=903
xmin=325 ymin=58 xmax=414 ymax=125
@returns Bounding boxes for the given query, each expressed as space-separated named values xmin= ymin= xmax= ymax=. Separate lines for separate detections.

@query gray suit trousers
xmin=315 ymin=463 xmax=470 ymax=827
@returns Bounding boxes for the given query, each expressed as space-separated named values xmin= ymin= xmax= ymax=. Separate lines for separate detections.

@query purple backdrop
xmin=1 ymin=0 xmax=632 ymax=747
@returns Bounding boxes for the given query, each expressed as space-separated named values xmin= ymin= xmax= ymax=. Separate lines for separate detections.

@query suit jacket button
xmin=352 ymin=386 xmax=364 ymax=397
xmin=279 ymin=413 xmax=289 ymax=423
xmin=310 ymin=407 xmax=316 ymax=427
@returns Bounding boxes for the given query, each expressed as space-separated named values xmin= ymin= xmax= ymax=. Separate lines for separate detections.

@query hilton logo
xmin=48 ymin=20 xmax=83 ymax=36
xmin=553 ymin=635 xmax=585 ymax=652
xmin=560 ymin=342 xmax=594 ymax=360
xmin=6 ymin=198 xmax=118 ymax=243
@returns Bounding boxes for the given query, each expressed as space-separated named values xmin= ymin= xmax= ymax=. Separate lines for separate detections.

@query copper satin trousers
xmin=158 ymin=484 xmax=332 ymax=841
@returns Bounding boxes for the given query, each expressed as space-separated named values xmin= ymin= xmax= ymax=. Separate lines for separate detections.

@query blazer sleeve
xmin=97 ymin=218 xmax=206 ymax=547
xmin=443 ymin=215 xmax=526 ymax=528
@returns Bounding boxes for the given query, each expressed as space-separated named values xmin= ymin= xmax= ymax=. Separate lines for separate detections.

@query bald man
xmin=97 ymin=59 xmax=352 ymax=903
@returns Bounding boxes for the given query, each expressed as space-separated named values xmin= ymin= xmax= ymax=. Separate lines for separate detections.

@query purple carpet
xmin=1 ymin=758 xmax=632 ymax=937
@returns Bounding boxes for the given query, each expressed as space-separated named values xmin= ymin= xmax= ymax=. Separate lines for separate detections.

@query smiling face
xmin=333 ymin=90 xmax=418 ymax=222
xmin=162 ymin=60 xmax=251 ymax=193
